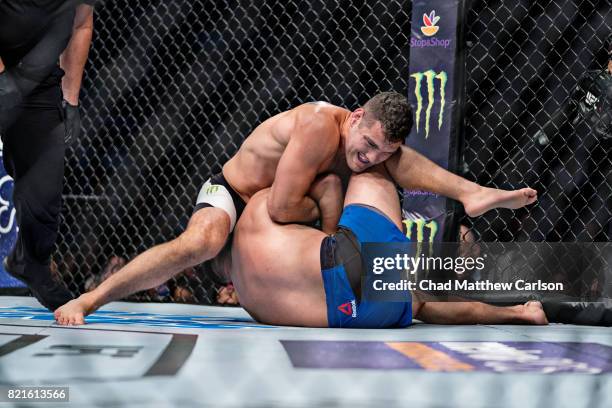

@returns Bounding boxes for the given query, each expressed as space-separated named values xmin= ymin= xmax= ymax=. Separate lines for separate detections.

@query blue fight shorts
xmin=320 ymin=204 xmax=413 ymax=328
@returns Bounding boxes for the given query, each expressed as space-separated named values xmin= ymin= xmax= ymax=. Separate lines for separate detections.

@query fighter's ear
xmin=351 ymin=108 xmax=365 ymax=126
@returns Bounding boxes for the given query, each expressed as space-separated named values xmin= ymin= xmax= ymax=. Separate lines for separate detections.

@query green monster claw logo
xmin=403 ymin=218 xmax=439 ymax=243
xmin=410 ymin=70 xmax=447 ymax=139
xmin=402 ymin=218 xmax=439 ymax=273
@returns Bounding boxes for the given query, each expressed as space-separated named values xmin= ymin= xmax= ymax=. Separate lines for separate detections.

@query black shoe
xmin=3 ymin=255 xmax=73 ymax=311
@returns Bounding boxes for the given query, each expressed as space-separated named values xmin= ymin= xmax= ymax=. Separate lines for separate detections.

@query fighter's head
xmin=344 ymin=92 xmax=413 ymax=172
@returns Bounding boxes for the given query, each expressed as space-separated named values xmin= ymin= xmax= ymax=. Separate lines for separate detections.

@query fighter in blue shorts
xmin=320 ymin=204 xmax=413 ymax=328
xmin=224 ymin=166 xmax=548 ymax=328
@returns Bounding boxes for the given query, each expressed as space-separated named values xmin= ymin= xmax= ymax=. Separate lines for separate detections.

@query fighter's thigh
xmin=343 ymin=164 xmax=402 ymax=228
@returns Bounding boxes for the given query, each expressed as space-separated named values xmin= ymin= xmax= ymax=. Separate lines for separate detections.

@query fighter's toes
xmin=55 ymin=309 xmax=72 ymax=326
xmin=521 ymin=188 xmax=538 ymax=205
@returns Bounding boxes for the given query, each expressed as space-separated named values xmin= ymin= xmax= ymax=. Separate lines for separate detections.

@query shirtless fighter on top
xmin=55 ymin=92 xmax=537 ymax=324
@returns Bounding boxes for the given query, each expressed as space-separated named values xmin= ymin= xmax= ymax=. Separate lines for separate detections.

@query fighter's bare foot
xmin=520 ymin=301 xmax=548 ymax=325
xmin=217 ymin=283 xmax=240 ymax=305
xmin=54 ymin=294 xmax=94 ymax=326
xmin=463 ymin=187 xmax=537 ymax=217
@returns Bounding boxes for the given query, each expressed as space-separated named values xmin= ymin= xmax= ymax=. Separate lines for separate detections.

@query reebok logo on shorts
xmin=338 ymin=300 xmax=357 ymax=317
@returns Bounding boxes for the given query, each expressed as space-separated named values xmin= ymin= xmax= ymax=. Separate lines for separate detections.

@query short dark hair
xmin=361 ymin=92 xmax=413 ymax=143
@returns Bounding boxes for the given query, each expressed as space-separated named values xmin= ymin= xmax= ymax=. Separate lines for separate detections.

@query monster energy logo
xmin=403 ymin=218 xmax=439 ymax=243
xmin=402 ymin=218 xmax=440 ymax=276
xmin=410 ymin=70 xmax=447 ymax=138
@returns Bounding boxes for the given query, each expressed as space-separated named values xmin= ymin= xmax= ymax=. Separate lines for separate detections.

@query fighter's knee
xmin=174 ymin=233 xmax=221 ymax=266
xmin=176 ymin=209 xmax=231 ymax=264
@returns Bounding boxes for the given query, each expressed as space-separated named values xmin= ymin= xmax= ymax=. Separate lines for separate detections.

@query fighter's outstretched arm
xmin=384 ymin=145 xmax=537 ymax=217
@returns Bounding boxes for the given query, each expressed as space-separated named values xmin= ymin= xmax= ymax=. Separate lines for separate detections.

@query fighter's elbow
xmin=267 ymin=201 xmax=293 ymax=223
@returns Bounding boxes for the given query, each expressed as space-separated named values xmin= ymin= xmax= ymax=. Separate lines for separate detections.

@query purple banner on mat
xmin=282 ymin=340 xmax=423 ymax=370
xmin=282 ymin=340 xmax=612 ymax=374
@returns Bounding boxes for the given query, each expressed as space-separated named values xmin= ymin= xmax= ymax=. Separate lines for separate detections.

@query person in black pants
xmin=0 ymin=0 xmax=95 ymax=310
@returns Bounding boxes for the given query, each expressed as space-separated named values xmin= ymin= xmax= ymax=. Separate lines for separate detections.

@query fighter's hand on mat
xmin=62 ymin=99 xmax=81 ymax=145
xmin=54 ymin=297 xmax=88 ymax=325
xmin=463 ymin=187 xmax=538 ymax=217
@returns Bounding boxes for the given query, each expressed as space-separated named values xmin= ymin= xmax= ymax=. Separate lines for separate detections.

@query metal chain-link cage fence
xmin=460 ymin=0 xmax=611 ymax=301
xmin=56 ymin=0 xmax=413 ymax=303
xmin=54 ymin=0 xmax=610 ymax=304
xmin=461 ymin=0 xmax=611 ymax=242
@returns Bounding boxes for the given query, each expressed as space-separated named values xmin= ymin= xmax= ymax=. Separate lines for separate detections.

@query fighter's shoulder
xmin=290 ymin=102 xmax=343 ymax=139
